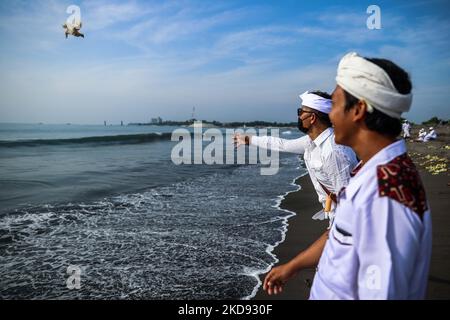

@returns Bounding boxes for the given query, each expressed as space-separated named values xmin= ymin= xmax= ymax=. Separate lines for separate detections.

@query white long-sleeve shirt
xmin=310 ymin=140 xmax=432 ymax=299
xmin=251 ymin=128 xmax=358 ymax=217
xmin=402 ymin=123 xmax=411 ymax=138
xmin=423 ymin=130 xmax=437 ymax=141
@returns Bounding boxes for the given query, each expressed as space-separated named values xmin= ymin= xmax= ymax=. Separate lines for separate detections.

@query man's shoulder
xmin=376 ymin=153 xmax=428 ymax=219
xmin=321 ymin=134 xmax=356 ymax=161
xmin=340 ymin=152 xmax=429 ymax=228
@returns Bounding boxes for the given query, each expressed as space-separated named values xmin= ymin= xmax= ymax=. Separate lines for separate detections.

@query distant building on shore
xmin=151 ymin=117 xmax=162 ymax=124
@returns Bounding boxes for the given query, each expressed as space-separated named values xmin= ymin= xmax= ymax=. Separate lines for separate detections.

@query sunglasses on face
xmin=297 ymin=108 xmax=317 ymax=117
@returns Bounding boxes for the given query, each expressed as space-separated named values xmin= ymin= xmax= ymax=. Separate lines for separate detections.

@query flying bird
xmin=63 ymin=21 xmax=84 ymax=39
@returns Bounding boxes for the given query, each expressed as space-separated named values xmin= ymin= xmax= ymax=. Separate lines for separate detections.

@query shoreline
xmin=244 ymin=172 xmax=307 ymax=300
xmin=253 ymin=174 xmax=328 ymax=300
xmin=253 ymin=130 xmax=450 ymax=300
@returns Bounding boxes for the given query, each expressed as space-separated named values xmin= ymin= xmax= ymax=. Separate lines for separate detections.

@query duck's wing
xmin=74 ymin=21 xmax=82 ymax=30
xmin=64 ymin=23 xmax=75 ymax=32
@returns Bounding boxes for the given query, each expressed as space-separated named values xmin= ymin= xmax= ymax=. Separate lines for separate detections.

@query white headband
xmin=299 ymin=91 xmax=332 ymax=114
xmin=336 ymin=52 xmax=412 ymax=119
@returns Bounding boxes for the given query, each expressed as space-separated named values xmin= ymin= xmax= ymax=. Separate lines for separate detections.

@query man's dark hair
xmin=310 ymin=90 xmax=332 ymax=128
xmin=343 ymin=58 xmax=412 ymax=137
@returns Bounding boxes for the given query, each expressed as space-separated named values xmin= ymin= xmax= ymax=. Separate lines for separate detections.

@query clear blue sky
xmin=0 ymin=0 xmax=449 ymax=124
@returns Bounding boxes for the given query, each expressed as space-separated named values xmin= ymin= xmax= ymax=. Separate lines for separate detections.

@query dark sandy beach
xmin=254 ymin=124 xmax=450 ymax=300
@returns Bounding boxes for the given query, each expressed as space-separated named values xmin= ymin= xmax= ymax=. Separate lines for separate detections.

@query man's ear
xmin=352 ymin=100 xmax=367 ymax=122
xmin=310 ymin=113 xmax=317 ymax=125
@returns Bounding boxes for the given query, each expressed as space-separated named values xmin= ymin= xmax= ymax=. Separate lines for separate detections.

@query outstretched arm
xmin=234 ymin=133 xmax=308 ymax=154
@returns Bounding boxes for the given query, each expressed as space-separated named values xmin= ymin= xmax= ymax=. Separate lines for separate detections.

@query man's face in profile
xmin=330 ymin=85 xmax=353 ymax=146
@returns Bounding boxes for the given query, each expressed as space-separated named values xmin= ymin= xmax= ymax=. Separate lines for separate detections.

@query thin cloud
xmin=81 ymin=0 xmax=173 ymax=31
xmin=0 ymin=1 xmax=448 ymax=124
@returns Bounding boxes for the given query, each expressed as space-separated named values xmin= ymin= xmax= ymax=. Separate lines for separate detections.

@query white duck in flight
xmin=63 ymin=21 xmax=84 ymax=38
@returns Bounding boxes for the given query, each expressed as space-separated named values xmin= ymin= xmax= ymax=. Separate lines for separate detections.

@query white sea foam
xmin=245 ymin=169 xmax=309 ymax=300
xmin=0 ymin=154 xmax=304 ymax=299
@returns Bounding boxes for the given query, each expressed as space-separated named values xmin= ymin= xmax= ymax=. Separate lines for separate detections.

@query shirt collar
xmin=344 ymin=139 xmax=407 ymax=199
xmin=311 ymin=127 xmax=333 ymax=147
xmin=350 ymin=161 xmax=364 ymax=177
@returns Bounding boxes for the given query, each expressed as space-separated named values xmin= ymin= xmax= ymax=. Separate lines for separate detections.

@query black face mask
xmin=297 ymin=117 xmax=310 ymax=134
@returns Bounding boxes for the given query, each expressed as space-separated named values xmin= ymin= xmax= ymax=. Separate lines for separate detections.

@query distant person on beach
xmin=416 ymin=128 xmax=427 ymax=142
xmin=402 ymin=120 xmax=411 ymax=139
xmin=234 ymin=91 xmax=358 ymax=226
xmin=423 ymin=127 xmax=437 ymax=141
xmin=234 ymin=91 xmax=357 ymax=296
xmin=306 ymin=52 xmax=432 ymax=299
